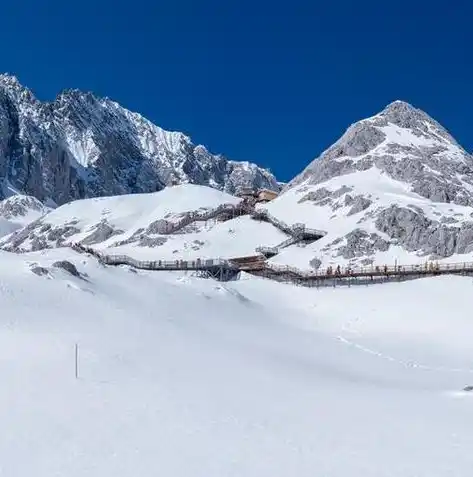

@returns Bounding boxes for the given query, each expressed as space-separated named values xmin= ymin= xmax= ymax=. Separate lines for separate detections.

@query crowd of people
xmin=323 ymin=261 xmax=441 ymax=277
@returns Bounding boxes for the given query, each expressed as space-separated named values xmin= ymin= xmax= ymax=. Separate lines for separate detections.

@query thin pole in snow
xmin=75 ymin=343 xmax=79 ymax=380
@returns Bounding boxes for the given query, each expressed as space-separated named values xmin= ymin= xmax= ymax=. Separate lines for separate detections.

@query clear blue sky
xmin=1 ymin=0 xmax=471 ymax=181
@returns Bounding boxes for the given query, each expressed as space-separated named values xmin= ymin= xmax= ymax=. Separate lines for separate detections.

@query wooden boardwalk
xmin=72 ymin=244 xmax=473 ymax=286
xmin=69 ymin=201 xmax=473 ymax=286
xmin=252 ymin=261 xmax=473 ymax=287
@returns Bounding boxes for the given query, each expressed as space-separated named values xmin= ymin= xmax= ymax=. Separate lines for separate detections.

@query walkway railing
xmin=153 ymin=201 xmax=254 ymax=235
xmin=264 ymin=261 xmax=473 ymax=280
xmin=72 ymin=244 xmax=234 ymax=272
xmin=250 ymin=209 xmax=326 ymax=240
xmin=100 ymin=254 xmax=232 ymax=271
xmin=71 ymin=243 xmax=473 ymax=285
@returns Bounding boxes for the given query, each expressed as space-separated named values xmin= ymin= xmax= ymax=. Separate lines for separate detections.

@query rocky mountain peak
xmin=372 ymin=100 xmax=459 ymax=147
xmin=0 ymin=73 xmax=22 ymax=89
xmin=273 ymin=101 xmax=473 ymax=268
xmin=286 ymin=100 xmax=472 ymax=201
xmin=0 ymin=75 xmax=279 ymax=204
xmin=0 ymin=73 xmax=36 ymax=104
xmin=380 ymin=99 xmax=424 ymax=121
xmin=54 ymin=88 xmax=99 ymax=107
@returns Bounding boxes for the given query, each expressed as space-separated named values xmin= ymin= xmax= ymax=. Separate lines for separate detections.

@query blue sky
xmin=1 ymin=0 xmax=471 ymax=181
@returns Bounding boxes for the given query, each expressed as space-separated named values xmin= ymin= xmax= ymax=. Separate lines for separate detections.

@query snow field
xmin=0 ymin=248 xmax=473 ymax=476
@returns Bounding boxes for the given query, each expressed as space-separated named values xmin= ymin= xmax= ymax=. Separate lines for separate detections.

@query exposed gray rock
xmin=440 ymin=216 xmax=458 ymax=224
xmin=30 ymin=266 xmax=49 ymax=276
xmin=47 ymin=224 xmax=80 ymax=242
xmin=375 ymin=205 xmax=473 ymax=257
xmin=455 ymin=223 xmax=473 ymax=254
xmin=146 ymin=219 xmax=171 ymax=235
xmin=347 ymin=196 xmax=372 ymax=216
xmin=336 ymin=229 xmax=390 ymax=259
xmin=375 ymin=206 xmax=432 ymax=251
xmin=298 ymin=188 xmax=332 ymax=203
xmin=332 ymin=185 xmax=353 ymax=197
xmin=52 ymin=260 xmax=81 ymax=277
xmin=81 ymin=220 xmax=122 ymax=245
xmin=309 ymin=257 xmax=322 ymax=270
xmin=31 ymin=236 xmax=50 ymax=251
xmin=344 ymin=194 xmax=354 ymax=206
xmin=137 ymin=236 xmax=168 ymax=248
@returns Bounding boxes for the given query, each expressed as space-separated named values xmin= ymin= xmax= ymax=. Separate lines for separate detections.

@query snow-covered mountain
xmin=4 ymin=99 xmax=473 ymax=272
xmin=262 ymin=100 xmax=473 ymax=269
xmin=0 ymin=74 xmax=278 ymax=205
xmin=3 ymin=89 xmax=473 ymax=477
xmin=0 ymin=194 xmax=49 ymax=238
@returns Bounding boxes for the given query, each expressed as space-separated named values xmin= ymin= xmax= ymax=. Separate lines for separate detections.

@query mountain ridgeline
xmin=0 ymin=74 xmax=279 ymax=205
xmin=3 ymin=76 xmax=473 ymax=267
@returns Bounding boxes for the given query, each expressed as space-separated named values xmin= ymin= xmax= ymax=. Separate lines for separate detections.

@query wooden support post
xmin=75 ymin=343 xmax=79 ymax=380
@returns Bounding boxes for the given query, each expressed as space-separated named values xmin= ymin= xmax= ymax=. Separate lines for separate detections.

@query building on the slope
xmin=236 ymin=187 xmax=279 ymax=203
xmin=256 ymin=188 xmax=278 ymax=203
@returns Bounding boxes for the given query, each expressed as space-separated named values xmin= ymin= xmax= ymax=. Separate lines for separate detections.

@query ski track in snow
xmin=336 ymin=335 xmax=473 ymax=374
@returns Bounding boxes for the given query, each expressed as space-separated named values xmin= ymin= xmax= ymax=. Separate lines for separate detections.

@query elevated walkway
xmin=153 ymin=201 xmax=254 ymax=235
xmin=252 ymin=261 xmax=473 ymax=287
xmin=71 ymin=244 xmax=473 ymax=286
xmin=72 ymin=200 xmax=473 ymax=288
xmin=250 ymin=209 xmax=326 ymax=242
xmin=71 ymin=244 xmax=240 ymax=281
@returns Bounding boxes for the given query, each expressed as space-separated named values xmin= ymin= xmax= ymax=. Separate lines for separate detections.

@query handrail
xmin=71 ymin=243 xmax=234 ymax=271
xmin=250 ymin=209 xmax=326 ymax=239
xmin=263 ymin=261 xmax=473 ymax=279
xmin=71 ymin=243 xmax=473 ymax=282
xmin=154 ymin=201 xmax=254 ymax=235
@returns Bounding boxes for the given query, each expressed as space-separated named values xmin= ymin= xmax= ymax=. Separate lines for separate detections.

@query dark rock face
xmin=30 ymin=266 xmax=50 ymax=277
xmin=0 ymin=74 xmax=279 ymax=205
xmin=81 ymin=221 xmax=123 ymax=245
xmin=52 ymin=260 xmax=81 ymax=277
xmin=336 ymin=229 xmax=390 ymax=259
xmin=375 ymin=205 xmax=473 ymax=257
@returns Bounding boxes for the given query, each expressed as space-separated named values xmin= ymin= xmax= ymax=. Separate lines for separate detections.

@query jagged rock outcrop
xmin=0 ymin=74 xmax=279 ymax=205
xmin=375 ymin=205 xmax=473 ymax=257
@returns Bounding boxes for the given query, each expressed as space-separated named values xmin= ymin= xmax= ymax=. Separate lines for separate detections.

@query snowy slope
xmin=0 ymin=184 xmax=287 ymax=259
xmin=1 ymin=248 xmax=473 ymax=476
xmin=0 ymin=74 xmax=279 ymax=205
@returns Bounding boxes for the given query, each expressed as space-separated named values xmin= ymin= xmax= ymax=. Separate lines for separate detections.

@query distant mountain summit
xmin=287 ymin=100 xmax=473 ymax=206
xmin=0 ymin=74 xmax=279 ymax=205
xmin=263 ymin=101 xmax=473 ymax=267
